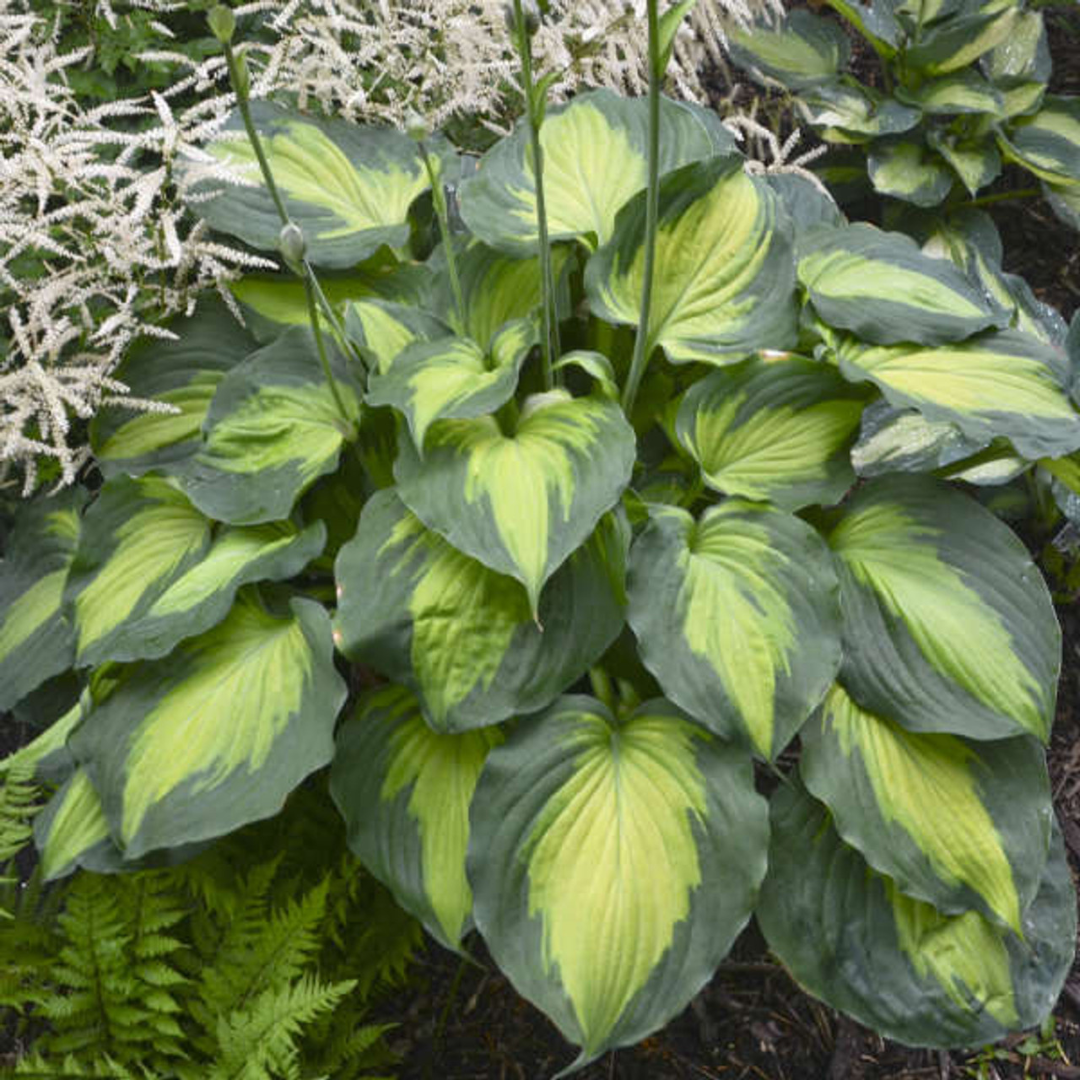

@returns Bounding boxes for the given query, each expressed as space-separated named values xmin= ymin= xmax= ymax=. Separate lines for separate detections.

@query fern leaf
xmin=0 ymin=760 xmax=41 ymax=918
xmin=10 ymin=1051 xmax=153 ymax=1078
xmin=210 ymin=975 xmax=356 ymax=1080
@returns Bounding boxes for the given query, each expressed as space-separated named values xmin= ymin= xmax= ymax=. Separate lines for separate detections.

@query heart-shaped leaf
xmin=726 ymin=9 xmax=851 ymax=90
xmin=469 ymin=695 xmax=768 ymax=1068
xmin=394 ymin=390 xmax=635 ymax=613
xmin=627 ymin=502 xmax=841 ymax=759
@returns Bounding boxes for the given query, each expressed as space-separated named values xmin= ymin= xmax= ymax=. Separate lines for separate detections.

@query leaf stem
xmin=513 ymin=0 xmax=560 ymax=389
xmin=621 ymin=0 xmax=662 ymax=416
xmin=964 ymin=186 xmax=1041 ymax=208
xmin=303 ymin=273 xmax=355 ymax=432
xmin=419 ymin=141 xmax=467 ymax=331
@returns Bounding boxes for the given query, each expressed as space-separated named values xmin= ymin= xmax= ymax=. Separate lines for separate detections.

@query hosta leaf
xmin=905 ymin=6 xmax=1021 ymax=75
xmin=365 ymin=321 xmax=534 ymax=452
xmin=895 ymin=70 xmax=1004 ymax=115
xmin=459 ymin=89 xmax=732 ymax=254
xmin=182 ymin=326 xmax=363 ymax=525
xmin=926 ymin=130 xmax=1002 ymax=196
xmin=65 ymin=476 xmax=212 ymax=669
xmin=726 ymin=10 xmax=850 ymax=90
xmin=675 ymin=354 xmax=866 ymax=509
xmin=69 ymin=592 xmax=345 ymax=858
xmin=586 ymin=156 xmax=798 ymax=365
xmin=850 ymin=401 xmax=987 ymax=478
xmin=799 ymin=82 xmax=920 ymax=141
xmin=836 ymin=328 xmax=1080 ymax=458
xmin=330 ymin=685 xmax=504 ymax=950
xmin=394 ymin=390 xmax=635 ymax=613
xmin=231 ymin=273 xmax=378 ymax=342
xmin=797 ymin=223 xmax=1003 ymax=345
xmin=0 ymin=489 xmax=83 ymax=711
xmin=1045 ymin=179 xmax=1080 ymax=234
xmin=334 ymin=491 xmax=627 ymax=732
xmin=1001 ymin=96 xmax=1080 ymax=185
xmin=468 ymin=695 xmax=768 ymax=1067
xmin=191 ymin=102 xmax=441 ymax=267
xmin=90 ymin=298 xmax=255 ymax=479
xmin=802 ymin=683 xmax=1052 ymax=932
xmin=100 ymin=520 xmax=326 ymax=664
xmin=868 ymin=141 xmax=955 ymax=207
xmin=982 ymin=9 xmax=1049 ymax=88
xmin=627 ymin=502 xmax=841 ymax=759
xmin=828 ymin=476 xmax=1059 ymax=742
xmin=34 ymin=768 xmax=117 ymax=881
xmin=344 ymin=298 xmax=452 ymax=376
xmin=758 ymin=782 xmax=1075 ymax=1047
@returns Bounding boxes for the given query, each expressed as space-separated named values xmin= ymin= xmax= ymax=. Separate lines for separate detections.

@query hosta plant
xmin=726 ymin=0 xmax=1080 ymax=225
xmin=3 ymin=3 xmax=1080 ymax=1073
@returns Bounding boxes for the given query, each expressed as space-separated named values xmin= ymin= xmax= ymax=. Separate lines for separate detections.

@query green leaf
xmin=181 ymin=326 xmax=363 ymax=525
xmin=230 ymin=273 xmax=378 ymax=342
xmin=799 ymin=81 xmax=920 ymax=141
xmin=344 ymin=298 xmax=452 ymax=376
xmin=905 ymin=5 xmax=1021 ymax=75
xmin=69 ymin=591 xmax=345 ymax=858
xmin=828 ymin=476 xmax=1060 ymax=742
xmin=191 ymin=102 xmax=440 ymax=267
xmin=65 ymin=476 xmax=213 ymax=668
xmin=895 ymin=69 xmax=1004 ymax=115
xmin=365 ymin=321 xmax=534 ymax=452
xmin=0 ymin=489 xmax=84 ymax=711
xmin=926 ymin=129 xmax=1002 ymax=196
xmin=627 ymin=502 xmax=841 ymax=759
xmin=468 ymin=695 xmax=768 ymax=1066
xmin=33 ymin=768 xmax=115 ymax=881
xmin=797 ymin=223 xmax=1004 ymax=345
xmin=726 ymin=9 xmax=851 ymax=90
xmin=1044 ymin=178 xmax=1080 ymax=234
xmin=330 ymin=685 xmax=503 ymax=950
xmin=981 ymin=9 xmax=1049 ymax=118
xmin=1002 ymin=96 xmax=1080 ymax=186
xmin=459 ymin=89 xmax=734 ymax=254
xmin=835 ymin=328 xmax=1080 ymax=459
xmin=675 ymin=353 xmax=865 ymax=509
xmin=758 ymin=781 xmax=1075 ymax=1047
xmin=99 ymin=520 xmax=327 ymax=664
xmin=89 ymin=298 xmax=255 ymax=479
xmin=394 ymin=389 xmax=635 ymax=614
xmin=333 ymin=491 xmax=627 ymax=732
xmin=868 ymin=140 xmax=955 ymax=207
xmin=586 ymin=156 xmax=798 ymax=365
xmin=802 ymin=683 xmax=1052 ymax=933
xmin=657 ymin=0 xmax=697 ymax=73
xmin=850 ymin=401 xmax=986 ymax=478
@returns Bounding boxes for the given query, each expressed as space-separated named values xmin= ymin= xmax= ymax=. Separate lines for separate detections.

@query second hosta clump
xmin=3 ymin=83 xmax=1080 ymax=1072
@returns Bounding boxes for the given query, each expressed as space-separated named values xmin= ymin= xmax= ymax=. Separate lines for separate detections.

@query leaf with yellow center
xmin=468 ymin=696 xmax=767 ymax=1066
xmin=69 ymin=591 xmax=345 ymax=858
xmin=803 ymin=683 xmax=1052 ymax=932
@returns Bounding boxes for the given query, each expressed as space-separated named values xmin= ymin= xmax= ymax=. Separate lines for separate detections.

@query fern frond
xmin=0 ymin=759 xmax=41 ymax=918
xmin=10 ymin=1051 xmax=154 ymax=1078
xmin=209 ymin=975 xmax=356 ymax=1080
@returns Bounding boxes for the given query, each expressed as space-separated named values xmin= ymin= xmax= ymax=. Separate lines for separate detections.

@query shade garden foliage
xmin=3 ymin=1 xmax=1080 ymax=1074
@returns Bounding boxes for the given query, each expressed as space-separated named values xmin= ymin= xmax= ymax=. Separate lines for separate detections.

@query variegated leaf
xmin=868 ymin=140 xmax=954 ymax=207
xmin=231 ymin=273 xmax=379 ymax=342
xmin=802 ymin=683 xmax=1052 ymax=932
xmin=758 ymin=781 xmax=1074 ymax=1048
xmin=896 ymin=70 xmax=1004 ymax=115
xmin=334 ymin=491 xmax=627 ymax=732
xmin=905 ymin=5 xmax=1021 ymax=75
xmin=586 ymin=156 xmax=798 ymax=365
xmin=64 ymin=476 xmax=212 ymax=669
xmin=798 ymin=82 xmax=919 ymax=141
xmin=797 ymin=223 xmax=1004 ymax=345
xmin=0 ymin=489 xmax=84 ymax=710
xmin=850 ymin=401 xmax=987 ymax=479
xmin=365 ymin=320 xmax=534 ymax=452
xmin=835 ymin=328 xmax=1080 ymax=459
xmin=1000 ymin=96 xmax=1080 ymax=185
xmin=726 ymin=10 xmax=850 ymax=90
xmin=469 ymin=695 xmax=768 ymax=1067
xmin=89 ymin=298 xmax=255 ymax=479
xmin=675 ymin=353 xmax=867 ymax=509
xmin=459 ymin=89 xmax=733 ymax=254
xmin=926 ymin=129 xmax=1002 ymax=196
xmin=182 ymin=326 xmax=363 ymax=525
xmin=982 ymin=9 xmax=1049 ymax=119
xmin=330 ymin=685 xmax=504 ymax=950
xmin=829 ymin=476 xmax=1059 ymax=742
xmin=627 ymin=502 xmax=841 ymax=759
xmin=394 ymin=390 xmax=635 ymax=613
xmin=69 ymin=591 xmax=345 ymax=858
xmin=100 ymin=520 xmax=326 ymax=663
xmin=345 ymin=298 xmax=453 ymax=376
xmin=34 ymin=768 xmax=117 ymax=881
xmin=191 ymin=102 xmax=445 ymax=267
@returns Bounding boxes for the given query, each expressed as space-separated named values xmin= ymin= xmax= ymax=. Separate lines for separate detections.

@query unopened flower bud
xmin=208 ymin=5 xmax=236 ymax=45
xmin=278 ymin=222 xmax=306 ymax=267
xmin=404 ymin=109 xmax=429 ymax=142
xmin=232 ymin=49 xmax=250 ymax=100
